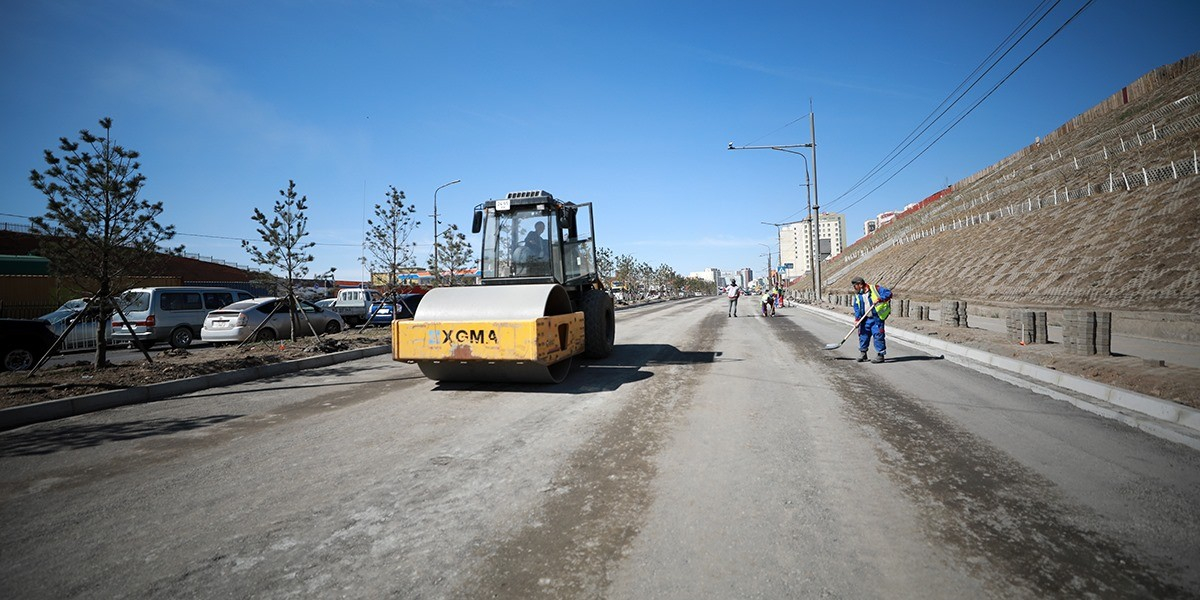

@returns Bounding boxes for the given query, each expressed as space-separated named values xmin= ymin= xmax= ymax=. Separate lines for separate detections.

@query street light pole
xmin=760 ymin=221 xmax=787 ymax=287
xmin=809 ymin=104 xmax=822 ymax=302
xmin=730 ymin=132 xmax=819 ymax=299
xmin=432 ymin=179 xmax=461 ymax=286
xmin=758 ymin=243 xmax=772 ymax=286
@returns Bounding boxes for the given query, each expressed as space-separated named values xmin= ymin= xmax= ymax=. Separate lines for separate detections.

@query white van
xmin=110 ymin=286 xmax=254 ymax=349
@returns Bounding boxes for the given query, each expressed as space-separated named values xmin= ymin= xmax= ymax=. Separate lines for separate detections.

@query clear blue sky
xmin=2 ymin=0 xmax=1197 ymax=282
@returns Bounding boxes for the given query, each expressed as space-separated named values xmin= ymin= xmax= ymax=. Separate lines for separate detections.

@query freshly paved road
xmin=2 ymin=297 xmax=1197 ymax=598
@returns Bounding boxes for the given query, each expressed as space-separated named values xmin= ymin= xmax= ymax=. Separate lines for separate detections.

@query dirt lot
xmin=2 ymin=309 xmax=1197 ymax=412
xmin=0 ymin=327 xmax=394 ymax=410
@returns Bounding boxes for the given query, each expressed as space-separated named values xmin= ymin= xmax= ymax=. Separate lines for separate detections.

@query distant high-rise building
xmin=689 ymin=268 xmax=722 ymax=284
xmin=776 ymin=212 xmax=847 ymax=276
xmin=738 ymin=267 xmax=753 ymax=288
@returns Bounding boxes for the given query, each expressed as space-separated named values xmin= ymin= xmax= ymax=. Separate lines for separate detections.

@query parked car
xmin=0 ymin=318 xmax=58 ymax=371
xmin=366 ymin=293 xmax=424 ymax=325
xmin=110 ymin=287 xmax=254 ymax=349
xmin=201 ymin=297 xmax=346 ymax=343
xmin=314 ymin=298 xmax=337 ymax=309
xmin=39 ymin=298 xmax=112 ymax=352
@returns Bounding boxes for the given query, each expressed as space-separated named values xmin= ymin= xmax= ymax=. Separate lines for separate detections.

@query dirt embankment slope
xmin=800 ymin=54 xmax=1200 ymax=341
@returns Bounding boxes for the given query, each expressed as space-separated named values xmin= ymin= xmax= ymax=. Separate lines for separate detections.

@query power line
xmin=825 ymin=0 xmax=1094 ymax=215
xmin=828 ymin=0 xmax=1062 ymax=209
xmin=833 ymin=0 xmax=1097 ymax=215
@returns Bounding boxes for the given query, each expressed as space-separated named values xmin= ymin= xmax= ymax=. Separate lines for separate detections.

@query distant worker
xmin=761 ymin=289 xmax=776 ymax=317
xmin=726 ymin=281 xmax=741 ymax=317
xmin=852 ymin=275 xmax=893 ymax=363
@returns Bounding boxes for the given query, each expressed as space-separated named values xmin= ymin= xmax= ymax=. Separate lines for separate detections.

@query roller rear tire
xmin=581 ymin=289 xmax=615 ymax=359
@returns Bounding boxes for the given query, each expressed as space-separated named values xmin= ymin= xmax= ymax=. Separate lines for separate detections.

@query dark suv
xmin=0 ymin=318 xmax=58 ymax=371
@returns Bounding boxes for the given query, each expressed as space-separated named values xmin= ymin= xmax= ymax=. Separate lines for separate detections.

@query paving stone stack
xmin=915 ymin=304 xmax=932 ymax=321
xmin=1035 ymin=311 xmax=1048 ymax=344
xmin=940 ymin=300 xmax=967 ymax=327
xmin=1063 ymin=309 xmax=1112 ymax=355
xmin=1006 ymin=310 xmax=1050 ymax=343
xmin=1095 ymin=311 xmax=1112 ymax=356
xmin=1007 ymin=310 xmax=1036 ymax=344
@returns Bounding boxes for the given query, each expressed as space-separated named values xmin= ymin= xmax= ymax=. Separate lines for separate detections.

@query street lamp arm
xmin=432 ymin=179 xmax=462 ymax=286
xmin=729 ymin=143 xmax=813 ymax=151
xmin=435 ymin=179 xmax=462 ymax=194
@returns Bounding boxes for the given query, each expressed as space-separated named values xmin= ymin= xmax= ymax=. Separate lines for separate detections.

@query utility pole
xmin=432 ymin=179 xmax=461 ymax=286
xmin=810 ymin=101 xmax=822 ymax=302
xmin=730 ymin=112 xmax=819 ymax=300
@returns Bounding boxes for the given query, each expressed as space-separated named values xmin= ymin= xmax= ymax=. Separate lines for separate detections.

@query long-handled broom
xmin=820 ymin=256 xmax=924 ymax=351
xmin=822 ymin=305 xmax=877 ymax=350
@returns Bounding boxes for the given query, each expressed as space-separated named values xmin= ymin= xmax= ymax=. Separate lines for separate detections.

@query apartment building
xmin=776 ymin=212 xmax=847 ymax=275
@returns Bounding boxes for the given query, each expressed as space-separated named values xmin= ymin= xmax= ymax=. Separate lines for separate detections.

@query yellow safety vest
xmin=856 ymin=284 xmax=891 ymax=321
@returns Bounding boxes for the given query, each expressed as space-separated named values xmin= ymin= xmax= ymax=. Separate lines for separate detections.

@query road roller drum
xmin=392 ymin=284 xmax=585 ymax=383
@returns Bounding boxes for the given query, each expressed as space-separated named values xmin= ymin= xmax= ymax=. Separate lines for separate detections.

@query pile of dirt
xmin=0 ymin=328 xmax=393 ymax=410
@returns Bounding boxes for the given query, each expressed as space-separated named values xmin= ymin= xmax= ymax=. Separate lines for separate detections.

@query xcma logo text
xmin=427 ymin=329 xmax=499 ymax=345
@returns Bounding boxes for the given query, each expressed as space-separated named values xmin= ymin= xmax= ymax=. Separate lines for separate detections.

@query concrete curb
xmin=1 ymin=345 xmax=392 ymax=431
xmin=794 ymin=304 xmax=1200 ymax=450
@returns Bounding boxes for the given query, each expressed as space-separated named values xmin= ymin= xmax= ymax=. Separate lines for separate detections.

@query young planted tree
xmin=242 ymin=180 xmax=315 ymax=340
xmin=596 ymin=246 xmax=615 ymax=288
xmin=363 ymin=185 xmax=419 ymax=289
xmin=654 ymin=263 xmax=680 ymax=296
xmin=29 ymin=117 xmax=181 ymax=369
xmin=427 ymin=223 xmax=476 ymax=286
xmin=613 ymin=253 xmax=638 ymax=300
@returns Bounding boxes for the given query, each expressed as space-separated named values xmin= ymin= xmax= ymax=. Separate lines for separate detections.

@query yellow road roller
xmin=392 ymin=190 xmax=615 ymax=383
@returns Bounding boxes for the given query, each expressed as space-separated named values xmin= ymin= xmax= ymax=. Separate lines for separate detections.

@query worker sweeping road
xmin=851 ymin=275 xmax=893 ymax=363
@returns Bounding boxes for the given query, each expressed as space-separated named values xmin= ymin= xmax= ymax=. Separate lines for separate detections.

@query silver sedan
xmin=201 ymin=297 xmax=345 ymax=343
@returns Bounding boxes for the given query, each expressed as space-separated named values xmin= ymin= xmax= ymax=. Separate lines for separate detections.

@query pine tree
xmin=242 ymin=180 xmax=315 ymax=340
xmin=29 ymin=117 xmax=181 ymax=368
xmin=427 ymin=224 xmax=476 ymax=286
xmin=363 ymin=185 xmax=419 ymax=289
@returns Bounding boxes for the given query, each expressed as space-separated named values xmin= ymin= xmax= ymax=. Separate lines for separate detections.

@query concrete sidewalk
xmin=795 ymin=303 xmax=1200 ymax=451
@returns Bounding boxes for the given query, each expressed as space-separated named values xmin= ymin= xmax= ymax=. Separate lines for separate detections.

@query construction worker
xmin=761 ymin=289 xmax=776 ymax=317
xmin=726 ymin=281 xmax=741 ymax=317
xmin=852 ymin=275 xmax=893 ymax=363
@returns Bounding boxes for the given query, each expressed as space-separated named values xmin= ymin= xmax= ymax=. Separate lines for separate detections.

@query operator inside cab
xmin=513 ymin=218 xmax=550 ymax=276
xmin=524 ymin=221 xmax=547 ymax=251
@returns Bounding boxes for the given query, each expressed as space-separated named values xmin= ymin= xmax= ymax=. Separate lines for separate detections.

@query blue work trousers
xmin=858 ymin=317 xmax=887 ymax=355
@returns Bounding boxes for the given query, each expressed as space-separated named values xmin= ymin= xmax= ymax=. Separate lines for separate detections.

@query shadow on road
xmin=0 ymin=414 xmax=242 ymax=457
xmin=827 ymin=354 xmax=946 ymax=363
xmin=884 ymin=355 xmax=946 ymax=363
xmin=433 ymin=344 xmax=721 ymax=394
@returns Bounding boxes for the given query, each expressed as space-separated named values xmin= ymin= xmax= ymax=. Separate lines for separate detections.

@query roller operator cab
xmin=391 ymin=190 xmax=615 ymax=383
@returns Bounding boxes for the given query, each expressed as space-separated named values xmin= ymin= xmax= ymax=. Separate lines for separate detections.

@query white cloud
xmin=92 ymin=48 xmax=332 ymax=156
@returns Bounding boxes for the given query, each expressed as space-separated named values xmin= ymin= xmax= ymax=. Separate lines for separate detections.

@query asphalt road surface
xmin=2 ymin=297 xmax=1198 ymax=598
